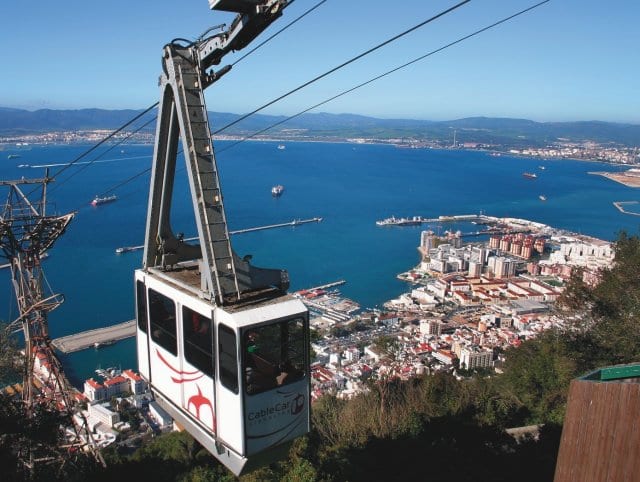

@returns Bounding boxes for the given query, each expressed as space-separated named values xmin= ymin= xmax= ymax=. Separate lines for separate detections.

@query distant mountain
xmin=1 ymin=107 xmax=639 ymax=146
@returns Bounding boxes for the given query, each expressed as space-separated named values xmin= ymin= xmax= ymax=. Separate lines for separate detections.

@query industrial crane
xmin=135 ymin=0 xmax=310 ymax=475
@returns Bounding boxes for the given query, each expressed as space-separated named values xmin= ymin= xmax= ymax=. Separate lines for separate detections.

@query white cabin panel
xmin=135 ymin=273 xmax=150 ymax=379
xmin=180 ymin=302 xmax=216 ymax=434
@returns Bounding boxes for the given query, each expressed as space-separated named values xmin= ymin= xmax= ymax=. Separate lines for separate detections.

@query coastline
xmin=3 ymin=135 xmax=638 ymax=168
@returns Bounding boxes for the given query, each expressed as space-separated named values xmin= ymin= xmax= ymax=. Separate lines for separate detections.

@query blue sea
xmin=1 ymin=141 xmax=638 ymax=387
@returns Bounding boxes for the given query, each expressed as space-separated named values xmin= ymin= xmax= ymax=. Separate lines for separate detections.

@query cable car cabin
xmin=134 ymin=263 xmax=310 ymax=475
xmin=137 ymin=1 xmax=307 ymax=474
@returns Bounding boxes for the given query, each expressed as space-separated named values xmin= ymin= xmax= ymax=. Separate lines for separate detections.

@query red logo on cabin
xmin=187 ymin=385 xmax=216 ymax=432
xmin=155 ymin=349 xmax=216 ymax=431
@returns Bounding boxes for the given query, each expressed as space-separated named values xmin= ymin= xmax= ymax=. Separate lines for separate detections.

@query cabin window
xmin=218 ymin=324 xmax=238 ymax=394
xmin=148 ymin=288 xmax=177 ymax=355
xmin=183 ymin=307 xmax=214 ymax=377
xmin=136 ymin=280 xmax=148 ymax=333
xmin=244 ymin=318 xmax=306 ymax=395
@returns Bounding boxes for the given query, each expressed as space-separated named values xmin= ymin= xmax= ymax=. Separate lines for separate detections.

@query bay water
xmin=1 ymin=141 xmax=637 ymax=386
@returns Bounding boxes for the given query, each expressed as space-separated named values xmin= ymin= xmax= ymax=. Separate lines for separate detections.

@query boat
xmin=7 ymin=154 xmax=20 ymax=159
xmin=539 ymin=195 xmax=547 ymax=201
xmin=522 ymin=172 xmax=537 ymax=179
xmin=94 ymin=340 xmax=116 ymax=349
xmin=539 ymin=165 xmax=546 ymax=170
xmin=376 ymin=216 xmax=425 ymax=226
xmin=277 ymin=144 xmax=286 ymax=150
xmin=271 ymin=185 xmax=284 ymax=197
xmin=91 ymin=194 xmax=117 ymax=206
xmin=115 ymin=246 xmax=136 ymax=254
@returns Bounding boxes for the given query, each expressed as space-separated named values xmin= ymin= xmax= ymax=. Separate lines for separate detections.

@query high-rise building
xmin=494 ymin=256 xmax=516 ymax=278
xmin=421 ymin=230 xmax=436 ymax=252
xmin=470 ymin=246 xmax=486 ymax=264
xmin=459 ymin=347 xmax=493 ymax=370
xmin=419 ymin=319 xmax=442 ymax=336
xmin=468 ymin=261 xmax=482 ymax=278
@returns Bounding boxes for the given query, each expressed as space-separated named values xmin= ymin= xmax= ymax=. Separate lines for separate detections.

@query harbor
xmin=115 ymin=217 xmax=323 ymax=254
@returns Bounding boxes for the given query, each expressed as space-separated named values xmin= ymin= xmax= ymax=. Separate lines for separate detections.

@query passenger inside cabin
xmin=245 ymin=330 xmax=277 ymax=394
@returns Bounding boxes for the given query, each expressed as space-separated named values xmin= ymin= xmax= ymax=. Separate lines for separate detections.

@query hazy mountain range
xmin=1 ymin=107 xmax=639 ymax=147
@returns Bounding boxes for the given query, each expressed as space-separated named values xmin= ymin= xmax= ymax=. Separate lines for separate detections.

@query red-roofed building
xmin=104 ymin=375 xmax=129 ymax=398
xmin=84 ymin=378 xmax=106 ymax=402
xmin=433 ymin=349 xmax=456 ymax=365
xmin=123 ymin=369 xmax=147 ymax=394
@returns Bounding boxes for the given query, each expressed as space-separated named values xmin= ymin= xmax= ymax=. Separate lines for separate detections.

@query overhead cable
xmin=49 ymin=103 xmax=158 ymax=181
xmin=50 ymin=116 xmax=157 ymax=195
xmin=231 ymin=0 xmax=325 ymax=66
xmin=213 ymin=0 xmax=472 ymax=134
xmin=216 ymin=0 xmax=551 ymax=154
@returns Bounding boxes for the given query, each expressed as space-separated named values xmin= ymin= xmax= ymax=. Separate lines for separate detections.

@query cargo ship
xmin=271 ymin=185 xmax=284 ymax=196
xmin=91 ymin=194 xmax=117 ymax=206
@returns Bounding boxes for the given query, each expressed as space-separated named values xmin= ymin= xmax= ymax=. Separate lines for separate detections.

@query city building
xmin=459 ymin=347 xmax=493 ymax=370
xmin=84 ymin=378 xmax=107 ymax=402
xmin=149 ymin=400 xmax=173 ymax=428
xmin=88 ymin=402 xmax=120 ymax=428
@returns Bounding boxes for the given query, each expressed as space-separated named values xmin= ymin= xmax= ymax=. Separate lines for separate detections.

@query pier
xmin=52 ymin=320 xmax=136 ymax=353
xmin=299 ymin=280 xmax=346 ymax=292
xmin=115 ymin=217 xmax=323 ymax=254
xmin=613 ymin=201 xmax=640 ymax=216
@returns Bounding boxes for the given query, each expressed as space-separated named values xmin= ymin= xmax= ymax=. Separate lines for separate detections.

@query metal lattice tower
xmin=0 ymin=172 xmax=105 ymax=472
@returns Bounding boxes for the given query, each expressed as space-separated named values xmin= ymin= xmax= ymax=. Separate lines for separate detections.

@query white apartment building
xmin=460 ymin=347 xmax=493 ymax=370
xmin=89 ymin=403 xmax=120 ymax=428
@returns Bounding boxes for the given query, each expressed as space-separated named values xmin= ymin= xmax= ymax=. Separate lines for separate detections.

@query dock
xmin=613 ymin=201 xmax=640 ymax=216
xmin=300 ymin=280 xmax=346 ymax=292
xmin=52 ymin=320 xmax=136 ymax=353
xmin=115 ymin=217 xmax=323 ymax=254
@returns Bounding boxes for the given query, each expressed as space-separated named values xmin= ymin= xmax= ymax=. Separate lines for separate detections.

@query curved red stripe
xmin=156 ymin=349 xmax=202 ymax=377
xmin=171 ymin=375 xmax=204 ymax=384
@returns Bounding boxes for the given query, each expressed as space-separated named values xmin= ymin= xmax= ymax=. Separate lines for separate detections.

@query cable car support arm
xmin=143 ymin=0 xmax=291 ymax=305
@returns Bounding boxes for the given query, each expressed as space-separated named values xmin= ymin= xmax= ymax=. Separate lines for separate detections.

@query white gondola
xmin=135 ymin=266 xmax=309 ymax=475
xmin=135 ymin=1 xmax=309 ymax=475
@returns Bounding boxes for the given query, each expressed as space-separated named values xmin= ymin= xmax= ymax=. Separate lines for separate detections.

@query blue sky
xmin=1 ymin=0 xmax=639 ymax=123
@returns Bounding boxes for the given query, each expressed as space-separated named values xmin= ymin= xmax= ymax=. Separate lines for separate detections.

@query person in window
xmin=193 ymin=314 xmax=210 ymax=335
xmin=246 ymin=330 xmax=259 ymax=354
xmin=245 ymin=330 xmax=260 ymax=393
xmin=245 ymin=330 xmax=277 ymax=393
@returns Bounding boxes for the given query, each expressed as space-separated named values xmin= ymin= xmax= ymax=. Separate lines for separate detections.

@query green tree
xmin=501 ymin=331 xmax=576 ymax=424
xmin=0 ymin=322 xmax=22 ymax=384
